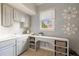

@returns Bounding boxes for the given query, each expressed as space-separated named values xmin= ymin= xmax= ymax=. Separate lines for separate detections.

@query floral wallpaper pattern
xmin=62 ymin=7 xmax=78 ymax=35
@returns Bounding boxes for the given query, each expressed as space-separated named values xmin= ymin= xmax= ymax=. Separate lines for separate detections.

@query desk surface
xmin=29 ymin=35 xmax=69 ymax=41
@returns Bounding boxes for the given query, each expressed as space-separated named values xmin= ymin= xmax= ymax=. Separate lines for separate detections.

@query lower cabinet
xmin=0 ymin=39 xmax=16 ymax=56
xmin=0 ymin=36 xmax=29 ymax=56
xmin=0 ymin=45 xmax=15 ymax=56
xmin=17 ymin=40 xmax=24 ymax=55
xmin=16 ymin=37 xmax=28 ymax=55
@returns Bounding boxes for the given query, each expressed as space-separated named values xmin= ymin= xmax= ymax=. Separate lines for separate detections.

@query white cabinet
xmin=14 ymin=9 xmax=26 ymax=23
xmin=14 ymin=8 xmax=30 ymax=28
xmin=23 ymin=15 xmax=30 ymax=28
xmin=0 ymin=45 xmax=15 ymax=56
xmin=0 ymin=39 xmax=16 ymax=56
xmin=17 ymin=41 xmax=23 ymax=55
xmin=16 ymin=37 xmax=28 ymax=55
xmin=20 ymin=13 xmax=26 ymax=22
xmin=14 ymin=9 xmax=21 ymax=22
xmin=2 ymin=4 xmax=13 ymax=27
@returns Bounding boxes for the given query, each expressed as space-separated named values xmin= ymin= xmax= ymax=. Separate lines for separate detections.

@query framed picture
xmin=40 ymin=9 xmax=55 ymax=31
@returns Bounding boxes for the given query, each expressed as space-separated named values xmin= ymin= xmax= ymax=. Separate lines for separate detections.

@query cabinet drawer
xmin=56 ymin=47 xmax=66 ymax=53
xmin=55 ymin=40 xmax=67 ymax=47
xmin=0 ymin=39 xmax=15 ymax=48
xmin=56 ymin=52 xmax=66 ymax=56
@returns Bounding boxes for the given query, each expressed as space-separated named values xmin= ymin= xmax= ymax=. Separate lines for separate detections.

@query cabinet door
xmin=22 ymin=38 xmax=28 ymax=51
xmin=2 ymin=4 xmax=6 ymax=26
xmin=20 ymin=13 xmax=26 ymax=22
xmin=0 ymin=45 xmax=15 ymax=56
xmin=2 ymin=4 xmax=13 ymax=27
xmin=14 ymin=9 xmax=21 ymax=22
xmin=24 ymin=15 xmax=30 ymax=28
xmin=0 ymin=39 xmax=16 ymax=56
xmin=17 ymin=40 xmax=23 ymax=55
xmin=17 ymin=37 xmax=28 ymax=55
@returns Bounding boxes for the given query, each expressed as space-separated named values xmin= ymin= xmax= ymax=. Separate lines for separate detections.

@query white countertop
xmin=29 ymin=35 xmax=69 ymax=41
xmin=0 ymin=34 xmax=30 ymax=42
xmin=0 ymin=34 xmax=69 ymax=42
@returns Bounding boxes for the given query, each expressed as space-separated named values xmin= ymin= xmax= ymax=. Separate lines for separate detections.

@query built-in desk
xmin=29 ymin=35 xmax=69 ymax=56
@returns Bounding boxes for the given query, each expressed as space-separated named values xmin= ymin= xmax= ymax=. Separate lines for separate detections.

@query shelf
xmin=55 ymin=40 xmax=68 ymax=56
xmin=30 ymin=37 xmax=35 ymax=39
xmin=30 ymin=41 xmax=35 ymax=43
xmin=30 ymin=39 xmax=35 ymax=41
xmin=30 ymin=45 xmax=35 ymax=48
xmin=29 ymin=37 xmax=36 ymax=50
xmin=55 ymin=52 xmax=67 ymax=56
xmin=55 ymin=50 xmax=67 ymax=55
xmin=30 ymin=43 xmax=35 ymax=46
xmin=55 ymin=45 xmax=67 ymax=49
xmin=55 ymin=40 xmax=67 ymax=47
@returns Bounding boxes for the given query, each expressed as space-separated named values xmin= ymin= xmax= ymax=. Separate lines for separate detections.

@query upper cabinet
xmin=1 ymin=4 xmax=30 ymax=28
xmin=1 ymin=4 xmax=13 ymax=27
xmin=20 ymin=13 xmax=26 ymax=22
xmin=14 ymin=9 xmax=26 ymax=22
xmin=14 ymin=9 xmax=21 ymax=22
xmin=20 ymin=14 xmax=30 ymax=28
xmin=14 ymin=8 xmax=30 ymax=28
xmin=23 ymin=15 xmax=30 ymax=28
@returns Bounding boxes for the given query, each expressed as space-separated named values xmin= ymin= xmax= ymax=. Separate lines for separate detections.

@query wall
xmin=31 ymin=3 xmax=79 ymax=54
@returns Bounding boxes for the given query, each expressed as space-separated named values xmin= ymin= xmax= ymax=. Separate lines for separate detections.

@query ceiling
xmin=34 ymin=3 xmax=44 ymax=6
xmin=24 ymin=3 xmax=44 ymax=6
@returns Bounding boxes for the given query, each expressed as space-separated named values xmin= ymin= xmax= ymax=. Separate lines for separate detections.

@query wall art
xmin=40 ymin=9 xmax=55 ymax=31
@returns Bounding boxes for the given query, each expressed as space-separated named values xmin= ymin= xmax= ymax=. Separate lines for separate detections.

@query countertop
xmin=29 ymin=35 xmax=69 ymax=41
xmin=0 ymin=34 xmax=69 ymax=42
xmin=0 ymin=34 xmax=30 ymax=42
